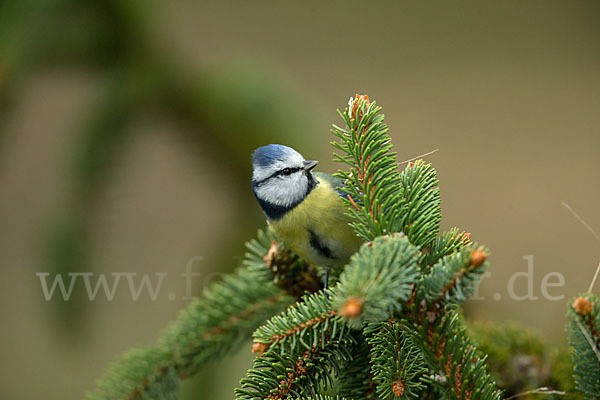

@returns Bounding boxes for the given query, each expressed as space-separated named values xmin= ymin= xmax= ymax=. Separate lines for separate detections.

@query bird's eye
xmin=281 ymin=168 xmax=292 ymax=176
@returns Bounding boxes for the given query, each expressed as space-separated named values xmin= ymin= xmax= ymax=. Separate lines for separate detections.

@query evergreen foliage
xmin=365 ymin=321 xmax=426 ymax=399
xmin=335 ymin=338 xmax=375 ymax=399
xmin=2 ymin=0 xmax=320 ymax=333
xmin=421 ymin=244 xmax=489 ymax=307
xmin=235 ymin=95 xmax=500 ymax=400
xmin=330 ymin=96 xmax=403 ymax=242
xmin=5 ymin=2 xmax=595 ymax=398
xmin=330 ymin=96 xmax=441 ymax=248
xmin=420 ymin=228 xmax=470 ymax=268
xmin=404 ymin=310 xmax=501 ymax=399
xmin=237 ymin=327 xmax=358 ymax=399
xmin=551 ymin=346 xmax=585 ymax=400
xmin=397 ymin=160 xmax=441 ymax=248
xmin=87 ymin=94 xmax=596 ymax=399
xmin=87 ymin=233 xmax=293 ymax=400
xmin=567 ymin=294 xmax=600 ymax=400
xmin=331 ymin=234 xmax=420 ymax=329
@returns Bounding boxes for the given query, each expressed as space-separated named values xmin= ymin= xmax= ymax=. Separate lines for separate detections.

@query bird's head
xmin=251 ymin=144 xmax=318 ymax=209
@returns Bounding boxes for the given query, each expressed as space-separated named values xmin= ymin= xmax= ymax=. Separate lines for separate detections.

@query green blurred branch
xmin=2 ymin=0 xmax=320 ymax=335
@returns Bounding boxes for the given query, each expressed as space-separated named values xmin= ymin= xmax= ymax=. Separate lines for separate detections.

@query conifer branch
xmin=365 ymin=320 xmax=427 ymax=399
xmin=420 ymin=245 xmax=489 ymax=310
xmin=331 ymin=95 xmax=403 ymax=241
xmin=291 ymin=397 xmax=348 ymax=400
xmin=251 ymin=291 xmax=345 ymax=356
xmin=239 ymin=291 xmax=360 ymax=399
xmin=87 ymin=231 xmax=294 ymax=400
xmin=421 ymin=228 xmax=471 ymax=269
xmin=87 ymin=348 xmax=178 ymax=400
xmin=567 ymin=294 xmax=600 ymax=399
xmin=159 ymin=270 xmax=290 ymax=377
xmin=332 ymin=234 xmax=421 ymax=329
xmin=397 ymin=160 xmax=442 ymax=249
xmin=246 ymin=230 xmax=323 ymax=299
xmin=85 ymin=93 xmax=575 ymax=400
xmin=237 ymin=330 xmax=358 ymax=399
xmin=336 ymin=338 xmax=376 ymax=400
xmin=331 ymin=96 xmax=442 ymax=250
xmin=406 ymin=311 xmax=503 ymax=400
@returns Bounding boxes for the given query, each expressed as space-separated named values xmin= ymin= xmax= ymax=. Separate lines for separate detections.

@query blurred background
xmin=1 ymin=1 xmax=599 ymax=399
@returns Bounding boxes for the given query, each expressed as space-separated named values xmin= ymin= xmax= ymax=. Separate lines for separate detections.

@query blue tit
xmin=251 ymin=144 xmax=363 ymax=275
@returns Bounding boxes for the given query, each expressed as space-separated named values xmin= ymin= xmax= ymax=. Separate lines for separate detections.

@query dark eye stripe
xmin=274 ymin=166 xmax=300 ymax=177
xmin=252 ymin=166 xmax=302 ymax=187
xmin=281 ymin=167 xmax=301 ymax=176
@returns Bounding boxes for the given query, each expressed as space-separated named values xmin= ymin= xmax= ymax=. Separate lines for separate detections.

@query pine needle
xmin=561 ymin=201 xmax=600 ymax=243
xmin=399 ymin=148 xmax=439 ymax=165
xmin=588 ymin=261 xmax=600 ymax=294
xmin=504 ymin=387 xmax=566 ymax=399
xmin=575 ymin=318 xmax=600 ymax=364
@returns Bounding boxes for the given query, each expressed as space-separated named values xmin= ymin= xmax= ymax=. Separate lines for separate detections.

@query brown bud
xmin=340 ymin=297 xmax=363 ymax=318
xmin=351 ymin=94 xmax=370 ymax=121
xmin=573 ymin=296 xmax=593 ymax=316
xmin=470 ymin=249 xmax=487 ymax=268
xmin=252 ymin=342 xmax=270 ymax=356
xmin=263 ymin=240 xmax=279 ymax=268
xmin=392 ymin=380 xmax=405 ymax=396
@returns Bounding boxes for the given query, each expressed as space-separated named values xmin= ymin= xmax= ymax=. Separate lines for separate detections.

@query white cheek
xmin=255 ymin=174 xmax=308 ymax=207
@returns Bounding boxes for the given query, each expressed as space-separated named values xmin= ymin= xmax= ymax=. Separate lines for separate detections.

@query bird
xmin=251 ymin=144 xmax=363 ymax=287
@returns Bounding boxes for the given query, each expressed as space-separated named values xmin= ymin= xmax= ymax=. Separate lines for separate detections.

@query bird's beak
xmin=303 ymin=160 xmax=318 ymax=171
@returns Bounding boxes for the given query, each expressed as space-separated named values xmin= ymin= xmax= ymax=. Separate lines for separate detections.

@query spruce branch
xmin=251 ymin=291 xmax=346 ymax=356
xmin=406 ymin=311 xmax=503 ymax=400
xmin=87 ymin=348 xmax=178 ymax=400
xmin=85 ymin=93 xmax=540 ymax=400
xmin=421 ymin=228 xmax=471 ymax=269
xmin=330 ymin=96 xmax=442 ymax=250
xmin=236 ymin=330 xmax=358 ymax=399
xmin=291 ymin=397 xmax=348 ymax=400
xmin=420 ymin=245 xmax=489 ymax=309
xmin=397 ymin=160 xmax=442 ymax=249
xmin=88 ymin=231 xmax=293 ymax=400
xmin=159 ymin=268 xmax=290 ymax=377
xmin=245 ymin=230 xmax=323 ymax=299
xmin=332 ymin=234 xmax=421 ymax=329
xmin=336 ymin=338 xmax=376 ymax=400
xmin=567 ymin=294 xmax=600 ymax=399
xmin=365 ymin=321 xmax=427 ymax=399
xmin=331 ymin=95 xmax=403 ymax=241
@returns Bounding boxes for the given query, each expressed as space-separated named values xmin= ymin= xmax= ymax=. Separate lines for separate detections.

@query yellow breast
xmin=268 ymin=175 xmax=363 ymax=266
